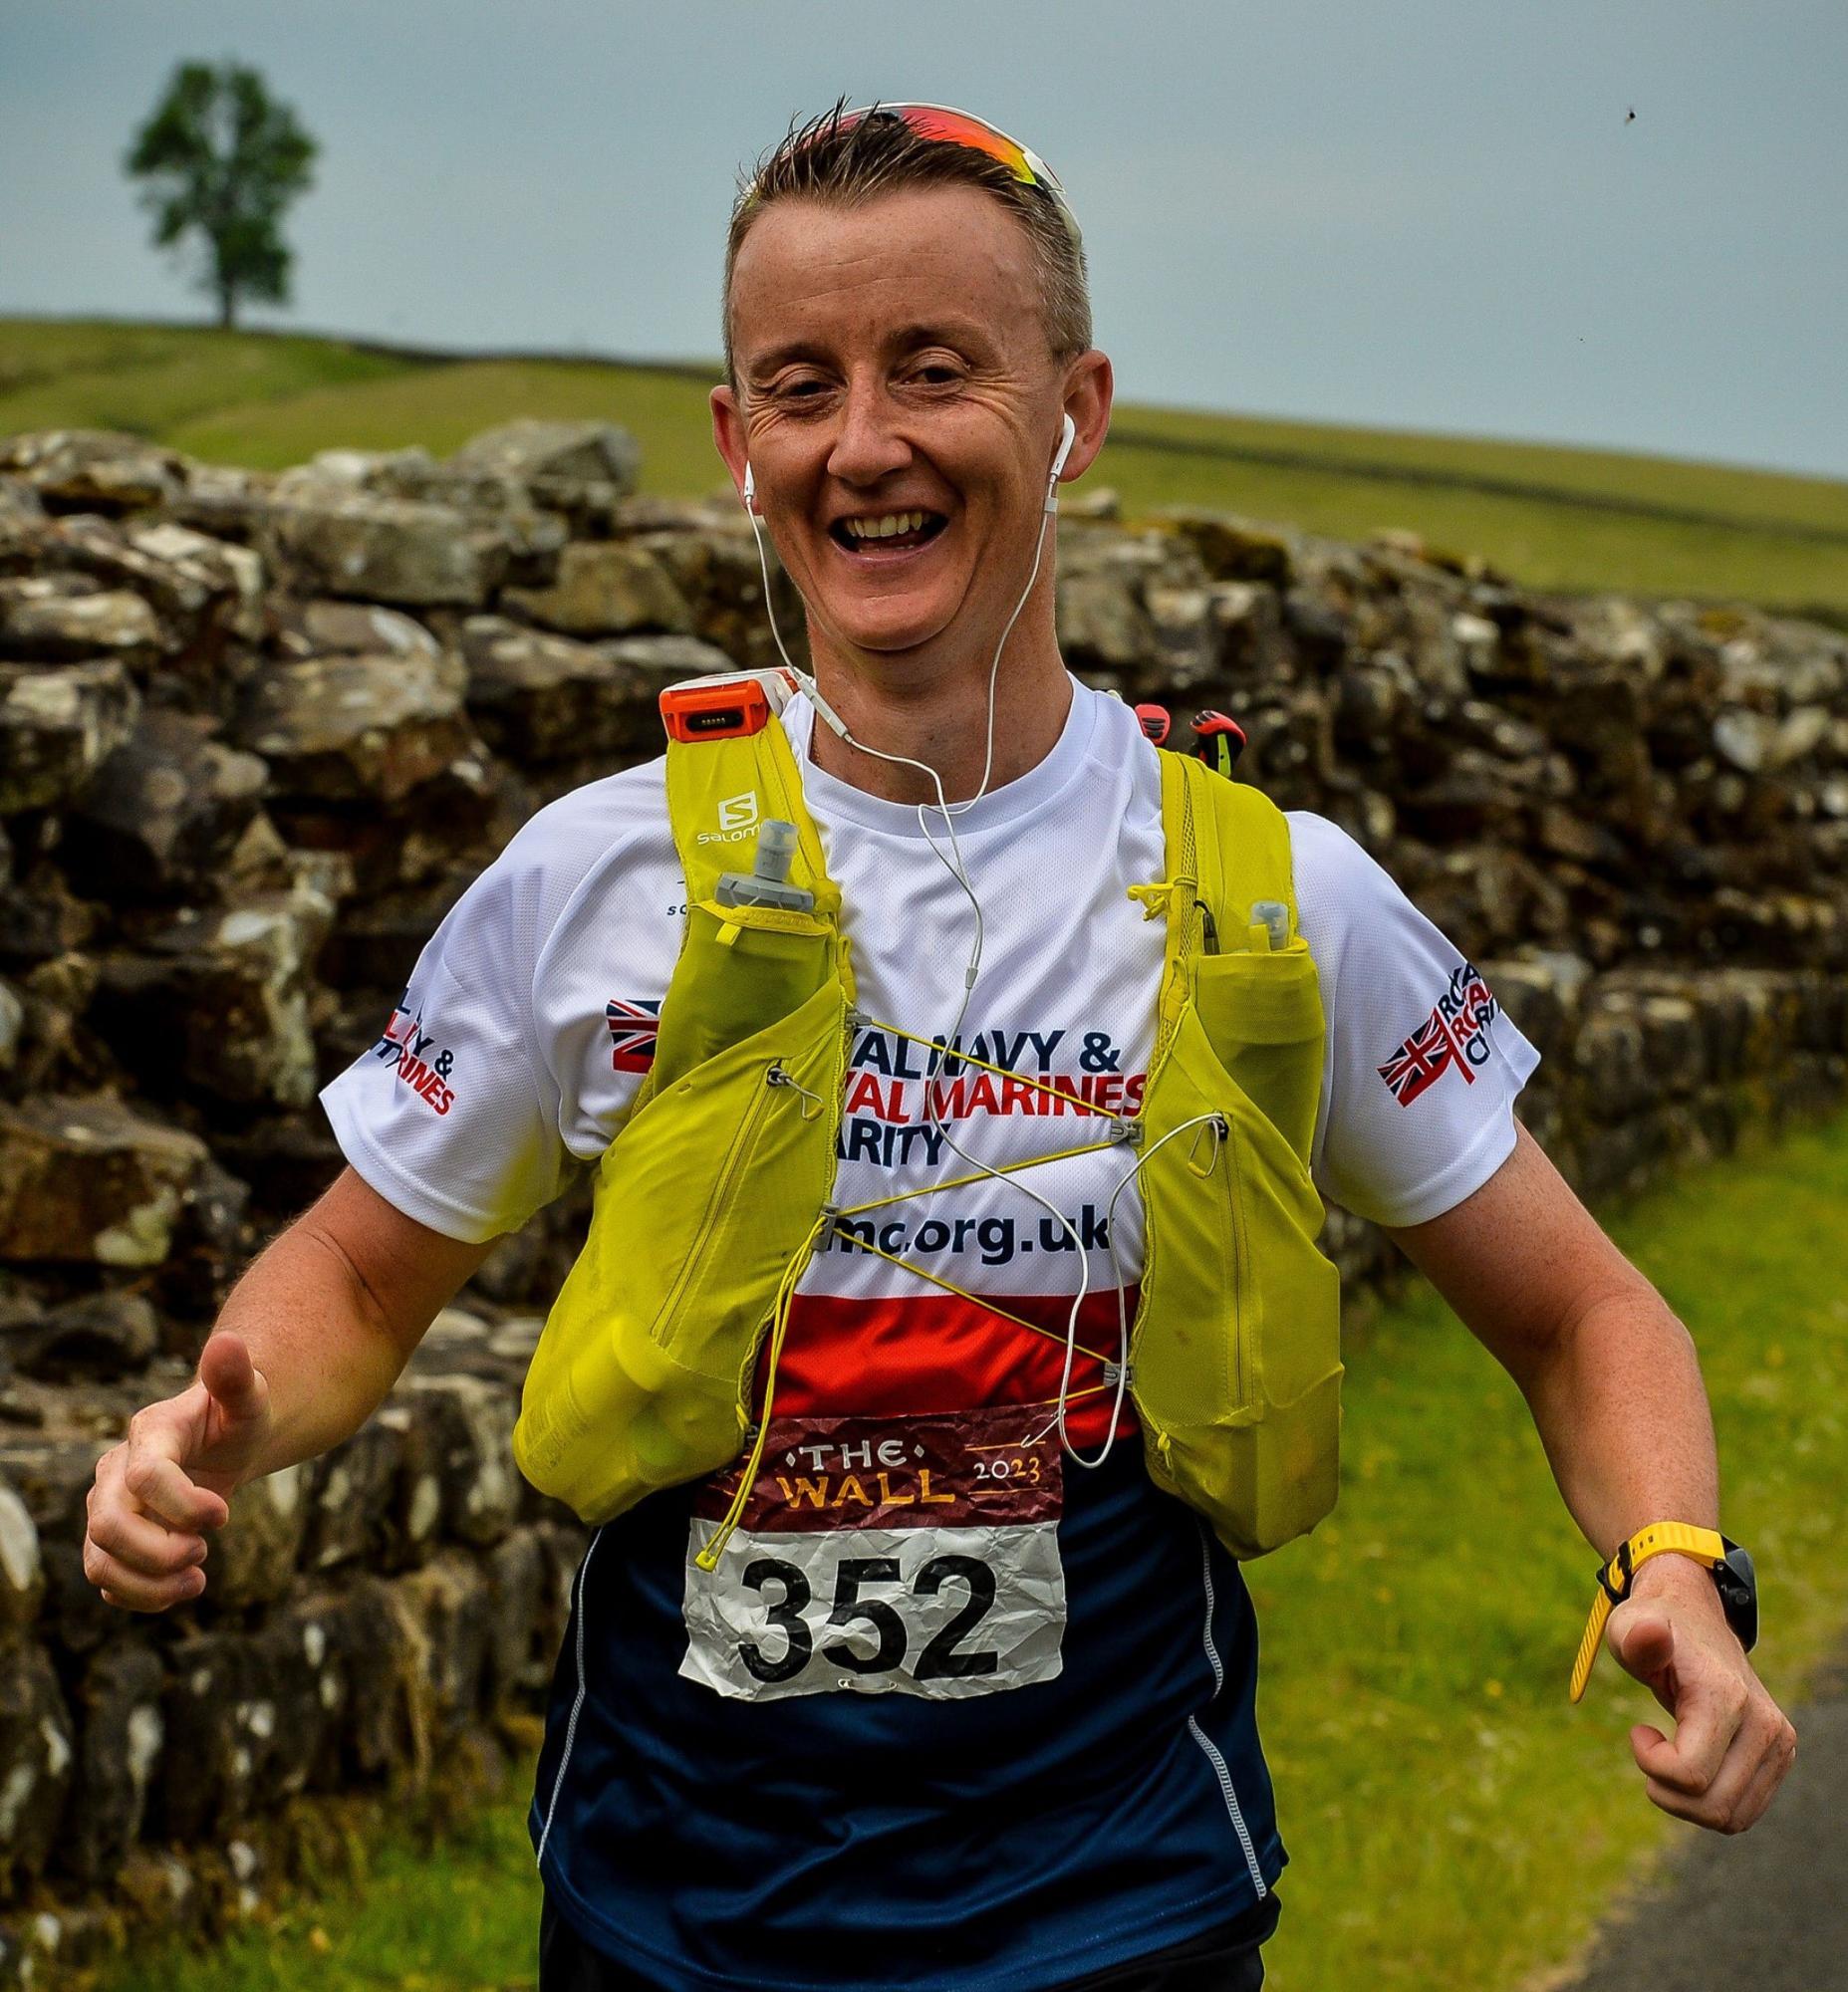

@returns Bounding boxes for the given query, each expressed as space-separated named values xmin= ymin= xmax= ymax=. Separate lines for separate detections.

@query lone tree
xmin=125 ymin=60 xmax=318 ymax=331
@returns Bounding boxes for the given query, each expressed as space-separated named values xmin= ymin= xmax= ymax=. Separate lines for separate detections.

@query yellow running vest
xmin=512 ymin=719 xmax=1343 ymax=1560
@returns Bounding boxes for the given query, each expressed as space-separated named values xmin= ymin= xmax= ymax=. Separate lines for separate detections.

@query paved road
xmin=1567 ymin=1650 xmax=1848 ymax=1991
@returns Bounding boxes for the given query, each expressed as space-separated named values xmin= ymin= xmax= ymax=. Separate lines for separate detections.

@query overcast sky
xmin=3 ymin=0 xmax=1843 ymax=478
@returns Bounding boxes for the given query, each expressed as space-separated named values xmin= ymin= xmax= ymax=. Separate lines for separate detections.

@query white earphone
xmin=1046 ymin=411 xmax=1076 ymax=512
xmin=741 ymin=460 xmax=756 ymax=512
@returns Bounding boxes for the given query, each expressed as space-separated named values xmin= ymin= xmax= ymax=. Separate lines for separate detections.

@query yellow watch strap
xmin=1568 ymin=1522 xmax=1726 ymax=1703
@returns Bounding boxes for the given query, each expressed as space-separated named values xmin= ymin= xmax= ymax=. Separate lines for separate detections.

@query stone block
xmin=264 ymin=490 xmax=506 ymax=608
xmin=1056 ymin=570 xmax=1154 ymax=671
xmin=372 ymin=1396 xmax=449 ymax=1569
xmin=0 ymin=1096 xmax=210 ymax=1269
xmin=633 ymin=523 xmax=796 ymax=673
xmin=0 ymin=1437 xmax=118 ymax=1659
xmin=503 ymin=541 xmax=694 ymax=637
xmin=1573 ymin=997 xmax=1654 ymax=1123
xmin=303 ymin=1418 xmax=404 ymax=1573
xmin=388 ymin=1550 xmax=491 ymax=1737
xmin=0 ymin=430 xmax=185 ymax=514
xmin=332 ymin=1573 xmax=417 ymax=1777
xmin=232 ymin=651 xmax=476 ymax=805
xmin=0 ymin=983 xmax=19 ymax=1075
xmin=0 ymin=578 xmax=164 ymax=666
xmin=267 ymin=1590 xmax=356 ymax=1790
xmin=0 ymin=1640 xmax=74 ymax=1890
xmin=311 ymin=866 xmax=475 ymax=992
xmin=205 ymin=1463 xmax=307 ymax=1612
xmin=93 ymin=883 xmax=335 ymax=1112
xmin=244 ymin=1607 xmax=329 ymax=1801
xmin=460 ymin=615 xmax=654 ymax=761
xmin=154 ymin=1629 xmax=265 ymax=1836
xmin=7 ymin=1292 xmax=157 ymax=1384
xmin=447 ymin=418 xmax=642 ymax=510
xmin=0 ymin=660 xmax=140 ymax=815
xmin=394 ymin=1372 xmax=520 ymax=1548
xmin=0 ymin=872 xmax=100 ymax=974
xmin=127 ymin=520 xmax=265 ymax=643
xmin=1161 ymin=513 xmax=1294 ymax=587
xmin=60 ymin=710 xmax=271 ymax=902
xmin=274 ymin=596 xmax=441 ymax=663
xmin=484 ymin=1526 xmax=547 ymax=1701
xmin=0 ymin=480 xmax=44 ymax=527
xmin=60 ymin=1638 xmax=164 ymax=1886
xmin=0 ymin=1482 xmax=42 ymax=1636
xmin=1143 ymin=585 xmax=1217 ymax=689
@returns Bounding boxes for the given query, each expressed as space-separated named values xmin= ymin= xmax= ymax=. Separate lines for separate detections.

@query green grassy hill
xmin=5 ymin=315 xmax=1845 ymax=621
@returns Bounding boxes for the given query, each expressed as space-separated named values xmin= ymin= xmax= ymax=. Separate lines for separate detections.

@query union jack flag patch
xmin=606 ymin=996 xmax=662 ymax=1073
xmin=1378 ymin=964 xmax=1499 ymax=1107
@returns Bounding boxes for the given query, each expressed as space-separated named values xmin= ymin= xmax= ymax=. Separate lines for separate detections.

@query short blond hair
xmin=723 ymin=99 xmax=1091 ymax=387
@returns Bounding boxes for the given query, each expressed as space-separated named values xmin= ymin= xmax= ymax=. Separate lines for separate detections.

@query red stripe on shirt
xmin=752 ymin=1287 xmax=1144 ymax=1448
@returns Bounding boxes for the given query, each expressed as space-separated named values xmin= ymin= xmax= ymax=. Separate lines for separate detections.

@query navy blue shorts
xmin=538 ymin=1889 xmax=1280 ymax=1992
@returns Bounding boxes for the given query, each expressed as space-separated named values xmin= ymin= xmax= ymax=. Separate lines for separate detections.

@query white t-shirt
xmin=323 ymin=676 xmax=1538 ymax=1273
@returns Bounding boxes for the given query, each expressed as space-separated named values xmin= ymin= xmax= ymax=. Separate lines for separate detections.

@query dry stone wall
xmin=0 ymin=421 xmax=1844 ymax=1979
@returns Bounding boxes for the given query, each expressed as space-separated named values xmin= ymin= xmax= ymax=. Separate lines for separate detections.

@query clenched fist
xmin=84 ymin=1331 xmax=275 ymax=1613
xmin=1608 ymin=1553 xmax=1797 ymax=1835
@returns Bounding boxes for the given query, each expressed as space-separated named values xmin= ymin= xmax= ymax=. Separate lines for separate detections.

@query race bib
xmin=679 ymin=1405 xmax=1066 ymax=1702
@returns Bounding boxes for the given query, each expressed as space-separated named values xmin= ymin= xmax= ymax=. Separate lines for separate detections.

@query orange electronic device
xmin=660 ymin=674 xmax=774 ymax=743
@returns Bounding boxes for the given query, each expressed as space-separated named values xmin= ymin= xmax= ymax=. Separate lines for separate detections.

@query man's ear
xmin=1056 ymin=350 xmax=1115 ymax=488
xmin=710 ymin=383 xmax=752 ymax=508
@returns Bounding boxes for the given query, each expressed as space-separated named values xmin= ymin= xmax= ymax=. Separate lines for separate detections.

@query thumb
xmin=1609 ymin=1599 xmax=1677 ymax=1684
xmin=198 ymin=1331 xmax=269 ymax=1429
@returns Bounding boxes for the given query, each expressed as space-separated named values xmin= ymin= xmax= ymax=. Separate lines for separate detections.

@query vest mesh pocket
xmin=1190 ymin=941 xmax=1325 ymax=1169
xmin=1132 ymin=993 xmax=1341 ymax=1560
xmin=650 ymin=901 xmax=835 ymax=1094
xmin=514 ymin=977 xmax=847 ymax=1524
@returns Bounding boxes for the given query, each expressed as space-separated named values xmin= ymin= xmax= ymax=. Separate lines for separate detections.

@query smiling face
xmin=713 ymin=183 xmax=1109 ymax=672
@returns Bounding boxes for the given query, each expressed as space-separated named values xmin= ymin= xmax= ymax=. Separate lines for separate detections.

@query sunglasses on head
xmin=762 ymin=101 xmax=1082 ymax=251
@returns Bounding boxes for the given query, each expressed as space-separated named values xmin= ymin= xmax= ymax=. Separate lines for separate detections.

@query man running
xmin=85 ymin=103 xmax=1794 ymax=1992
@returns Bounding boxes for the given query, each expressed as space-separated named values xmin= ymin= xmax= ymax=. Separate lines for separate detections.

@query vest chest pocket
xmin=1190 ymin=941 xmax=1325 ymax=1170
xmin=615 ymin=977 xmax=846 ymax=1380
xmin=651 ymin=900 xmax=838 ymax=1093
xmin=1131 ymin=950 xmax=1341 ymax=1561
xmin=515 ymin=977 xmax=846 ymax=1523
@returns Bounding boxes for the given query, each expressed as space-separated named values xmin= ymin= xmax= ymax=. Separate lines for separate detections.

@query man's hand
xmin=1608 ymin=1553 xmax=1797 ymax=1834
xmin=84 ymin=1330 xmax=275 ymax=1613
xmin=1388 ymin=1128 xmax=1798 ymax=1834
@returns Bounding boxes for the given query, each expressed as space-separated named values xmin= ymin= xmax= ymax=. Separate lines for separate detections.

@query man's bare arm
xmin=84 ymin=1167 xmax=494 ymax=1613
xmin=1386 ymin=1122 xmax=1796 ymax=1833
xmin=218 ymin=1166 xmax=497 ymax=1475
xmin=1388 ymin=1122 xmax=1716 ymax=1550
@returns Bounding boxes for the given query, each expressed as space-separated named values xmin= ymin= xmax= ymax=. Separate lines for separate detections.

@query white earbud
xmin=741 ymin=460 xmax=756 ymax=512
xmin=1045 ymin=413 xmax=1077 ymax=514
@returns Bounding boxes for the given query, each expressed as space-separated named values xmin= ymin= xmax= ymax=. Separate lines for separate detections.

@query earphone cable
xmin=743 ymin=435 xmax=1121 ymax=1464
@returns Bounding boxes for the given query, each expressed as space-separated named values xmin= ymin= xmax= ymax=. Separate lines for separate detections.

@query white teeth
xmin=842 ymin=510 xmax=931 ymax=541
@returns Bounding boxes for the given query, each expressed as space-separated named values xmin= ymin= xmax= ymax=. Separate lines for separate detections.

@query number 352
xmin=739 ymin=1554 xmax=997 ymax=1685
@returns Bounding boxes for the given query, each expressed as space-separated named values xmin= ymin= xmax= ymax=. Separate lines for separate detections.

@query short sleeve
xmin=1291 ymin=813 xmax=1541 ymax=1229
xmin=319 ymin=854 xmax=575 ymax=1244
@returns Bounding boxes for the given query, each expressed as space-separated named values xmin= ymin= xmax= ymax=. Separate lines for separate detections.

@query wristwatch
xmin=1569 ymin=1522 xmax=1758 ymax=1702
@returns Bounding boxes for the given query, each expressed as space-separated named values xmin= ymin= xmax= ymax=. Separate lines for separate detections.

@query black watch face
xmin=1716 ymin=1544 xmax=1758 ymax=1652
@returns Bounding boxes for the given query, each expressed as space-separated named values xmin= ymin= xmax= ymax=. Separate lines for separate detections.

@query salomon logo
xmin=697 ymin=791 xmax=760 ymax=846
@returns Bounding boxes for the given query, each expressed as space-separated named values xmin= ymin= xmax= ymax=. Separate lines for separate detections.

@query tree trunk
xmin=217 ymin=284 xmax=236 ymax=332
